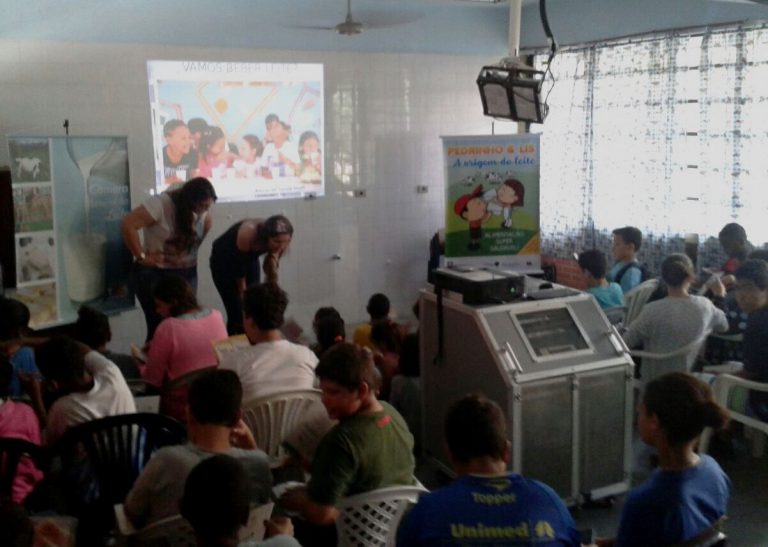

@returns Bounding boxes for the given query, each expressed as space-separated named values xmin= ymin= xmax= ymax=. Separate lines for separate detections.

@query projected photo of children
xmin=147 ymin=61 xmax=324 ymax=202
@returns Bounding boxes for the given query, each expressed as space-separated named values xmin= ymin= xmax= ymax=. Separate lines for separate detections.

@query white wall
xmin=0 ymin=39 xmax=497 ymax=351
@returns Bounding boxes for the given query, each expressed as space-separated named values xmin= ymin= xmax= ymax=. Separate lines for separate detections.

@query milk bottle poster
xmin=442 ymin=134 xmax=540 ymax=261
xmin=8 ymin=136 xmax=133 ymax=328
xmin=147 ymin=60 xmax=324 ymax=203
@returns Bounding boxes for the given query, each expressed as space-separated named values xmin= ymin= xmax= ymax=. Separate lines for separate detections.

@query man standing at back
xmin=608 ymin=226 xmax=645 ymax=293
xmin=220 ymin=283 xmax=318 ymax=403
xmin=397 ymin=394 xmax=580 ymax=547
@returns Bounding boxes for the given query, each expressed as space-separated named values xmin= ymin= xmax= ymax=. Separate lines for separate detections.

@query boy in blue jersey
xmin=397 ymin=394 xmax=580 ymax=547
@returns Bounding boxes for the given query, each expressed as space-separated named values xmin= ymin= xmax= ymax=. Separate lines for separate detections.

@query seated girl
xmin=623 ymin=254 xmax=728 ymax=385
xmin=598 ymin=372 xmax=730 ymax=546
xmin=144 ymin=275 xmax=228 ymax=422
xmin=0 ymin=357 xmax=43 ymax=504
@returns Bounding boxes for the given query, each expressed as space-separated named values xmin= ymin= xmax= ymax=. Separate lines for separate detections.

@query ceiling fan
xmin=289 ymin=0 xmax=422 ymax=36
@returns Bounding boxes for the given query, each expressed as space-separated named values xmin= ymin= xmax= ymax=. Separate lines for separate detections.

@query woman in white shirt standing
xmin=121 ymin=177 xmax=217 ymax=340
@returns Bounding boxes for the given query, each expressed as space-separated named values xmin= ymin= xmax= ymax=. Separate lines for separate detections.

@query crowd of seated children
xmin=0 ymin=356 xmax=43 ymax=504
xmin=143 ymin=275 xmax=227 ymax=422
xmin=397 ymin=394 xmax=581 ymax=547
xmin=35 ymin=336 xmax=135 ymax=446
xmin=730 ymin=259 xmax=768 ymax=421
xmin=181 ymin=454 xmax=300 ymax=547
xmin=597 ymin=373 xmax=731 ymax=547
xmin=578 ymin=249 xmax=625 ymax=310
xmin=353 ymin=293 xmax=392 ymax=350
xmin=220 ymin=283 xmax=318 ymax=403
xmin=124 ymin=369 xmax=271 ymax=529
xmin=310 ymin=306 xmax=345 ymax=358
xmin=74 ymin=305 xmax=139 ymax=380
xmin=608 ymin=226 xmax=646 ymax=293
xmin=623 ymin=254 xmax=728 ymax=385
xmin=280 ymin=342 xmax=415 ymax=545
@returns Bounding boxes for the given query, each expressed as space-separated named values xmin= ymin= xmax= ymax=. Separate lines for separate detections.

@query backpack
xmin=614 ymin=261 xmax=651 ymax=286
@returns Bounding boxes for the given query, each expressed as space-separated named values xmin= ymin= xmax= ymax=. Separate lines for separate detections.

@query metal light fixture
xmin=477 ymin=0 xmax=557 ymax=124
xmin=477 ymin=58 xmax=548 ymax=123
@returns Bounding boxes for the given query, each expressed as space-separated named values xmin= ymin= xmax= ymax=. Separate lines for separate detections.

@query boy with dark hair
xmin=181 ymin=455 xmax=300 ymax=547
xmin=733 ymin=259 xmax=768 ymax=421
xmin=397 ymin=394 xmax=580 ymax=546
xmin=608 ymin=226 xmax=646 ymax=293
xmin=74 ymin=305 xmax=139 ymax=379
xmin=718 ymin=223 xmax=749 ymax=275
xmin=281 ymin=342 xmax=414 ymax=528
xmin=36 ymin=336 xmax=135 ymax=445
xmin=578 ymin=249 xmax=624 ymax=310
xmin=220 ymin=284 xmax=317 ymax=403
xmin=0 ymin=297 xmax=40 ymax=399
xmin=353 ymin=292 xmax=392 ymax=350
xmin=162 ymin=119 xmax=197 ymax=185
xmin=124 ymin=369 xmax=271 ymax=528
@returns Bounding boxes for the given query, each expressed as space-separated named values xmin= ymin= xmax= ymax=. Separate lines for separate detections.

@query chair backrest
xmin=699 ymin=374 xmax=768 ymax=457
xmin=129 ymin=513 xmax=196 ymax=547
xmin=603 ymin=305 xmax=627 ymax=326
xmin=623 ymin=278 xmax=660 ymax=327
xmin=0 ymin=437 xmax=45 ymax=499
xmin=57 ymin=412 xmax=186 ymax=507
xmin=336 ymin=484 xmax=428 ymax=547
xmin=242 ymin=389 xmax=323 ymax=460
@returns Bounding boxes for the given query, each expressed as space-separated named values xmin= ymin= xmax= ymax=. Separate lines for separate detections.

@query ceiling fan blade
xmin=350 ymin=11 xmax=425 ymax=30
xmin=284 ymin=24 xmax=339 ymax=31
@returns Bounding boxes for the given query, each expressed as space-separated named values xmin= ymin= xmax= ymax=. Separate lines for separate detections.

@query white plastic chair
xmin=114 ymin=502 xmax=273 ymax=546
xmin=630 ymin=334 xmax=708 ymax=389
xmin=699 ymin=374 xmax=768 ymax=458
xmin=623 ymin=278 xmax=660 ymax=327
xmin=335 ymin=484 xmax=428 ymax=547
xmin=242 ymin=389 xmax=323 ymax=461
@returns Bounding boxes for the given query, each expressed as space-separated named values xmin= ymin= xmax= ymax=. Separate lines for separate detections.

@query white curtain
xmin=534 ymin=23 xmax=768 ymax=270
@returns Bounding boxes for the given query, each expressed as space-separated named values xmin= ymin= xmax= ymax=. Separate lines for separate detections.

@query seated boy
xmin=124 ymin=369 xmax=271 ymax=528
xmin=353 ymin=293 xmax=392 ymax=350
xmin=280 ymin=342 xmax=415 ymax=526
xmin=74 ymin=305 xmax=140 ymax=380
xmin=578 ymin=249 xmax=624 ymax=310
xmin=181 ymin=454 xmax=300 ymax=547
xmin=0 ymin=297 xmax=41 ymax=399
xmin=35 ymin=336 xmax=135 ymax=445
xmin=608 ymin=226 xmax=645 ymax=293
xmin=397 ymin=394 xmax=580 ymax=546
xmin=732 ymin=259 xmax=768 ymax=421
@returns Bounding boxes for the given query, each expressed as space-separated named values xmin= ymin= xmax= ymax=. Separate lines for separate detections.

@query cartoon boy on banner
xmin=454 ymin=185 xmax=491 ymax=251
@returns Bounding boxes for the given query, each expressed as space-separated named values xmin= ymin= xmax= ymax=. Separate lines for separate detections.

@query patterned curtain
xmin=533 ymin=23 xmax=768 ymax=273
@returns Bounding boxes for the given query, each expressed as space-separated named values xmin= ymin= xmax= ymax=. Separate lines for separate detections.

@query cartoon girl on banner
xmin=484 ymin=178 xmax=525 ymax=229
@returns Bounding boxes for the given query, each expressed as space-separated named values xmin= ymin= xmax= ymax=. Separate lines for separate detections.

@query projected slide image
xmin=148 ymin=61 xmax=324 ymax=202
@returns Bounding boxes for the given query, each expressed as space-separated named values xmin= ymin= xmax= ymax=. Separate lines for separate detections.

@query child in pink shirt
xmin=0 ymin=358 xmax=43 ymax=503
xmin=144 ymin=276 xmax=227 ymax=422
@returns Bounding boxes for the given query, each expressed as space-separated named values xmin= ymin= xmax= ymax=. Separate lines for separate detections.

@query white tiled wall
xmin=0 ymin=39 xmax=497 ymax=351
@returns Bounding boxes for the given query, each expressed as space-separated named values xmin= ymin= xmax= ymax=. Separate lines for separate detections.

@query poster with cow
xmin=442 ymin=134 xmax=540 ymax=266
xmin=7 ymin=136 xmax=133 ymax=328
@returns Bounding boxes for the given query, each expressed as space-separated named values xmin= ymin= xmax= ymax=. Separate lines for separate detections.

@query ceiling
xmin=0 ymin=0 xmax=766 ymax=56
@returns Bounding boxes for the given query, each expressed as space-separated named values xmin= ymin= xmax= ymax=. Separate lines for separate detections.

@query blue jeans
xmin=133 ymin=264 xmax=197 ymax=341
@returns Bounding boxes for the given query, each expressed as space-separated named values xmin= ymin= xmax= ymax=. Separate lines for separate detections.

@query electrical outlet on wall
xmin=416 ymin=185 xmax=428 ymax=194
xmin=353 ymin=189 xmax=367 ymax=198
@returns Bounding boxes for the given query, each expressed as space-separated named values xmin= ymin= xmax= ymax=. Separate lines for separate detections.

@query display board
xmin=442 ymin=134 xmax=540 ymax=268
xmin=147 ymin=60 xmax=324 ymax=202
xmin=7 ymin=136 xmax=133 ymax=328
